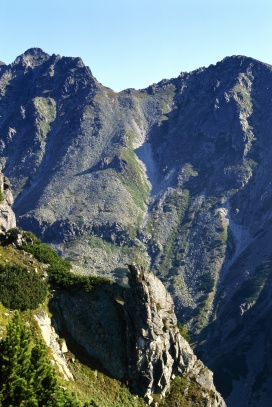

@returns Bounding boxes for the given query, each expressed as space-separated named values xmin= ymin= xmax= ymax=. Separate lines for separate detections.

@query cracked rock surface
xmin=53 ymin=264 xmax=226 ymax=406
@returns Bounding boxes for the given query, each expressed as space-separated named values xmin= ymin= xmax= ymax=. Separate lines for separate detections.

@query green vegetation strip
xmin=118 ymin=142 xmax=149 ymax=211
xmin=20 ymin=233 xmax=111 ymax=291
xmin=159 ymin=189 xmax=190 ymax=276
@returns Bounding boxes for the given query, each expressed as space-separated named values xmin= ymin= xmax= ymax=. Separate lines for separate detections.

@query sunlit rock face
xmin=0 ymin=173 xmax=16 ymax=233
xmin=53 ymin=264 xmax=226 ymax=405
xmin=124 ymin=264 xmax=226 ymax=406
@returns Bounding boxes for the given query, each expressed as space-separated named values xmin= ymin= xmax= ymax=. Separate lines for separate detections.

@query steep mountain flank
xmin=2 ymin=48 xmax=272 ymax=405
xmin=0 ymin=48 xmax=155 ymax=270
xmin=52 ymin=264 xmax=225 ymax=406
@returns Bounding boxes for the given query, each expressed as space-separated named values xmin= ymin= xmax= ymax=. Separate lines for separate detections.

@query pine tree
xmin=0 ymin=311 xmax=34 ymax=406
xmin=0 ymin=312 xmax=83 ymax=407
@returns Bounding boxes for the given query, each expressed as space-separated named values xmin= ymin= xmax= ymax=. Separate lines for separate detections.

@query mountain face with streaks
xmin=1 ymin=47 xmax=272 ymax=405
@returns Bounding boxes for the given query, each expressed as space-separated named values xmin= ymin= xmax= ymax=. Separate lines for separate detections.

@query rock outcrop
xmin=124 ymin=265 xmax=225 ymax=405
xmin=0 ymin=173 xmax=16 ymax=233
xmin=53 ymin=264 xmax=226 ymax=406
xmin=34 ymin=311 xmax=74 ymax=382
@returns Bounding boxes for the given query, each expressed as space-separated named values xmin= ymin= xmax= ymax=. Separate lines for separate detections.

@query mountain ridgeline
xmin=1 ymin=48 xmax=272 ymax=405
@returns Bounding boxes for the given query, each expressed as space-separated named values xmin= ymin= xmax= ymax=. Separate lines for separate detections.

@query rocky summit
xmin=1 ymin=48 xmax=272 ymax=405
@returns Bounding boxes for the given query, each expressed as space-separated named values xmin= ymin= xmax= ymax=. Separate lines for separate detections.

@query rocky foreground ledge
xmin=53 ymin=264 xmax=226 ymax=406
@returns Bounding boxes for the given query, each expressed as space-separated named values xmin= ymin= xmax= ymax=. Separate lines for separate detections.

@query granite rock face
xmin=0 ymin=173 xmax=16 ymax=233
xmin=53 ymin=264 xmax=226 ymax=406
xmin=34 ymin=311 xmax=74 ymax=382
xmin=124 ymin=265 xmax=226 ymax=406
xmin=53 ymin=283 xmax=128 ymax=381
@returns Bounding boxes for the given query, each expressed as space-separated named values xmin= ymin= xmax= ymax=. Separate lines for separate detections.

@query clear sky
xmin=1 ymin=0 xmax=272 ymax=92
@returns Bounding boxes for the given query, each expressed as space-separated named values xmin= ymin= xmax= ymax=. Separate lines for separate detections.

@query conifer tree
xmin=29 ymin=337 xmax=58 ymax=405
xmin=0 ymin=312 xmax=83 ymax=407
xmin=0 ymin=311 xmax=33 ymax=406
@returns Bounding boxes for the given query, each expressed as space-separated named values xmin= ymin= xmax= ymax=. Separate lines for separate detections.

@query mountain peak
xmin=216 ymin=54 xmax=268 ymax=70
xmin=12 ymin=47 xmax=51 ymax=68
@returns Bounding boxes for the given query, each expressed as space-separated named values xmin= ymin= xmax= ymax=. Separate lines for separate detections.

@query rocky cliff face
xmin=0 ymin=173 xmax=16 ymax=233
xmin=34 ymin=311 xmax=74 ymax=382
xmin=2 ymin=48 xmax=272 ymax=405
xmin=53 ymin=264 xmax=225 ymax=406
xmin=124 ymin=265 xmax=225 ymax=406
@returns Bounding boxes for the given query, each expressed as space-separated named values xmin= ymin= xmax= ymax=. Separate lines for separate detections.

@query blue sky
xmin=1 ymin=0 xmax=272 ymax=92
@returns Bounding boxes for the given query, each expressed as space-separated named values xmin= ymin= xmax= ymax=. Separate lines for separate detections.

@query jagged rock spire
xmin=54 ymin=263 xmax=226 ymax=406
xmin=124 ymin=264 xmax=226 ymax=405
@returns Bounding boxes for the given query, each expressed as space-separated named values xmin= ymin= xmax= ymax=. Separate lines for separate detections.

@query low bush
xmin=20 ymin=241 xmax=110 ymax=291
xmin=178 ymin=322 xmax=191 ymax=342
xmin=0 ymin=263 xmax=47 ymax=310
xmin=0 ymin=188 xmax=4 ymax=203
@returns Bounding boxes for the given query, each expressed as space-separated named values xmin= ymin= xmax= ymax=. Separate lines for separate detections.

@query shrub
xmin=178 ymin=322 xmax=191 ymax=342
xmin=0 ymin=188 xmax=4 ymax=203
xmin=0 ymin=263 xmax=47 ymax=310
xmin=23 ymin=230 xmax=42 ymax=244
xmin=20 ymin=242 xmax=110 ymax=291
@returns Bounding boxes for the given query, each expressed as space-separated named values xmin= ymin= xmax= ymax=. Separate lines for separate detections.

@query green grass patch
xmin=34 ymin=96 xmax=56 ymax=137
xmin=158 ymin=189 xmax=190 ymax=276
xmin=0 ymin=188 xmax=4 ymax=203
xmin=155 ymin=375 xmax=215 ymax=406
xmin=66 ymin=358 xmax=146 ymax=407
xmin=178 ymin=322 xmax=190 ymax=342
xmin=88 ymin=236 xmax=116 ymax=254
xmin=117 ymin=141 xmax=150 ymax=211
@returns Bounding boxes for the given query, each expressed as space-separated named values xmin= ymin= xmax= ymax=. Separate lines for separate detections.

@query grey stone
xmin=34 ymin=312 xmax=74 ymax=381
xmin=53 ymin=264 xmax=225 ymax=405
xmin=0 ymin=173 xmax=16 ymax=232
